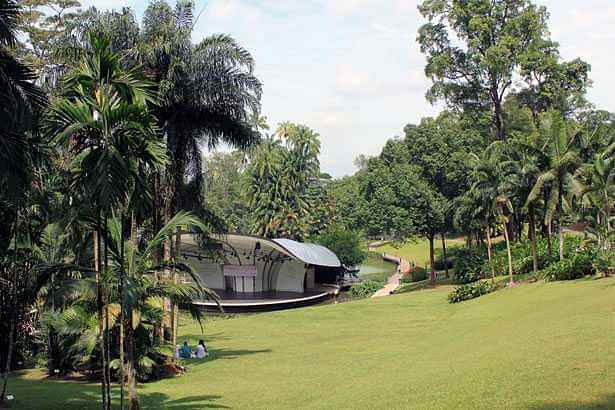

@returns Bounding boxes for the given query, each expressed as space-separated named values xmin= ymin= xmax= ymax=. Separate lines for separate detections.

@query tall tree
xmin=43 ymin=33 xmax=165 ymax=409
xmin=418 ymin=0 xmax=551 ymax=140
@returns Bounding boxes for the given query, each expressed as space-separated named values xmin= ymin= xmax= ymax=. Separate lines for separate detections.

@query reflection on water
xmin=357 ymin=264 xmax=395 ymax=275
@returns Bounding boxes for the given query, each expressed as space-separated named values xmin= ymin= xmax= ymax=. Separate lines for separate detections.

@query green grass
xmin=9 ymin=278 xmax=615 ymax=409
xmin=377 ymin=238 xmax=463 ymax=267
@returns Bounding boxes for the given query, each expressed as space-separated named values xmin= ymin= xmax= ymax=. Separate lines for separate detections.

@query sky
xmin=82 ymin=0 xmax=615 ymax=177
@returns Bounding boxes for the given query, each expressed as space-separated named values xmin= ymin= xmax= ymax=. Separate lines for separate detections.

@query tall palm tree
xmin=527 ymin=111 xmax=583 ymax=260
xmin=106 ymin=211 xmax=218 ymax=410
xmin=140 ymin=0 xmax=262 ymax=226
xmin=0 ymin=0 xmax=47 ymax=252
xmin=578 ymin=156 xmax=615 ymax=275
xmin=43 ymin=33 xmax=166 ymax=410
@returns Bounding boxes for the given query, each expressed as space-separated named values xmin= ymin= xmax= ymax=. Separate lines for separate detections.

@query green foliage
xmin=245 ymin=124 xmax=329 ymax=240
xmin=403 ymin=267 xmax=428 ymax=283
xmin=418 ymin=0 xmax=552 ymax=140
xmin=359 ymin=139 xmax=445 ymax=240
xmin=348 ymin=280 xmax=381 ymax=298
xmin=314 ymin=226 xmax=366 ymax=267
xmin=540 ymin=249 xmax=596 ymax=282
xmin=448 ymin=280 xmax=495 ymax=304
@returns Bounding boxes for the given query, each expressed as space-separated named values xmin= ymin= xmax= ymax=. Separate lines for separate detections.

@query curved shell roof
xmin=272 ymin=238 xmax=341 ymax=268
xmin=192 ymin=234 xmax=341 ymax=268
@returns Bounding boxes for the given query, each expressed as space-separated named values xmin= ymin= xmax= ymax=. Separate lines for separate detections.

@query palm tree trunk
xmin=0 ymin=308 xmax=15 ymax=405
xmin=486 ymin=225 xmax=495 ymax=283
xmin=429 ymin=234 xmax=436 ymax=284
xmin=528 ymin=204 xmax=538 ymax=273
xmin=127 ymin=211 xmax=139 ymax=410
xmin=440 ymin=232 xmax=448 ymax=278
xmin=103 ymin=217 xmax=111 ymax=410
xmin=119 ymin=215 xmax=126 ymax=410
xmin=171 ymin=229 xmax=181 ymax=347
xmin=94 ymin=225 xmax=108 ymax=410
xmin=502 ymin=219 xmax=514 ymax=285
xmin=558 ymin=190 xmax=564 ymax=261
xmin=545 ymin=191 xmax=553 ymax=258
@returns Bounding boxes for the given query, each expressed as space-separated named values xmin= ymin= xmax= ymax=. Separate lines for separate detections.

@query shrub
xmin=348 ymin=280 xmax=382 ymax=298
xmin=434 ymin=259 xmax=453 ymax=271
xmin=401 ymin=267 xmax=428 ymax=283
xmin=448 ymin=280 xmax=494 ymax=303
xmin=452 ymin=250 xmax=484 ymax=284
xmin=540 ymin=249 xmax=596 ymax=281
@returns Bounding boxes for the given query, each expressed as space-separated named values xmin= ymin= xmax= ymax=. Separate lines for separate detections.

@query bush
xmin=540 ymin=249 xmax=596 ymax=281
xmin=408 ymin=267 xmax=428 ymax=282
xmin=348 ymin=280 xmax=382 ymax=298
xmin=401 ymin=267 xmax=428 ymax=283
xmin=448 ymin=280 xmax=494 ymax=303
xmin=452 ymin=249 xmax=484 ymax=284
xmin=434 ymin=258 xmax=453 ymax=271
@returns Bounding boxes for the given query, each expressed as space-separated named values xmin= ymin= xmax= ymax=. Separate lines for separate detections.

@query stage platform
xmin=194 ymin=286 xmax=339 ymax=313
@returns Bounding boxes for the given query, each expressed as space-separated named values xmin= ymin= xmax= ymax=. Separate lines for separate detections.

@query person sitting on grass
xmin=179 ymin=341 xmax=192 ymax=359
xmin=196 ymin=339 xmax=209 ymax=359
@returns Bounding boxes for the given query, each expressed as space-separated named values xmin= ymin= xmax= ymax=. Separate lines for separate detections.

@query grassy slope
xmin=10 ymin=278 xmax=615 ymax=409
xmin=378 ymin=238 xmax=463 ymax=267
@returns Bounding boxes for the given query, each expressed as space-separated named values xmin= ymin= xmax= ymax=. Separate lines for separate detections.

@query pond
xmin=357 ymin=254 xmax=397 ymax=283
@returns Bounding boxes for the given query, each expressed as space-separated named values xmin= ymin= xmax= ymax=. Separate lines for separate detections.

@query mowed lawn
xmin=377 ymin=237 xmax=464 ymax=267
xmin=10 ymin=278 xmax=615 ymax=409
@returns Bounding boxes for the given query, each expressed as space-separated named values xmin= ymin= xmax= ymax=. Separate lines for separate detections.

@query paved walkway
xmin=372 ymin=253 xmax=411 ymax=298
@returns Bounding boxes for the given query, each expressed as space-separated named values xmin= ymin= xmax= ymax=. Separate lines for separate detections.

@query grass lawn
xmin=376 ymin=238 xmax=463 ymax=267
xmin=9 ymin=277 xmax=615 ymax=409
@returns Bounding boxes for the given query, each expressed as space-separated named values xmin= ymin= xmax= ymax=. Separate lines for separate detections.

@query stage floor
xmin=194 ymin=286 xmax=339 ymax=313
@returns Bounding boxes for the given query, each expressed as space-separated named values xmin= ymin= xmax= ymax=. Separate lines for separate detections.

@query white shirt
xmin=196 ymin=344 xmax=207 ymax=358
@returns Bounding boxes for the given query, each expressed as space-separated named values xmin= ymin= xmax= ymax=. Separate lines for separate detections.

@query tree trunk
xmin=127 ymin=212 xmax=140 ymax=410
xmin=103 ymin=217 xmax=111 ymax=410
xmin=502 ymin=219 xmax=514 ymax=285
xmin=429 ymin=234 xmax=436 ymax=284
xmin=528 ymin=205 xmax=539 ymax=273
xmin=171 ymin=229 xmax=181 ymax=347
xmin=125 ymin=312 xmax=139 ymax=410
xmin=557 ymin=188 xmax=565 ymax=261
xmin=544 ymin=191 xmax=553 ymax=258
xmin=486 ymin=225 xmax=495 ymax=283
xmin=119 ymin=215 xmax=125 ymax=410
xmin=0 ymin=314 xmax=15 ymax=405
xmin=493 ymin=96 xmax=506 ymax=141
xmin=94 ymin=227 xmax=108 ymax=410
xmin=440 ymin=232 xmax=448 ymax=278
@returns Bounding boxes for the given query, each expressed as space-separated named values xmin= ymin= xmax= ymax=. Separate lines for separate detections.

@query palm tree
xmin=527 ymin=111 xmax=583 ymax=261
xmin=578 ymin=156 xmax=615 ymax=275
xmin=140 ymin=0 xmax=262 ymax=227
xmin=43 ymin=33 xmax=166 ymax=409
xmin=0 ymin=0 xmax=47 ymax=252
xmin=106 ymin=211 xmax=218 ymax=410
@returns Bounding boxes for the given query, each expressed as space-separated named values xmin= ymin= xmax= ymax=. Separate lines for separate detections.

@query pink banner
xmin=223 ymin=264 xmax=257 ymax=277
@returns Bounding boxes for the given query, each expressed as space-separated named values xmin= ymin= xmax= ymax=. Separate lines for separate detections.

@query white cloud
xmin=335 ymin=65 xmax=371 ymax=91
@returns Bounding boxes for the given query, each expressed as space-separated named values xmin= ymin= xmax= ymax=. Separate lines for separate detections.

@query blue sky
xmin=83 ymin=0 xmax=615 ymax=177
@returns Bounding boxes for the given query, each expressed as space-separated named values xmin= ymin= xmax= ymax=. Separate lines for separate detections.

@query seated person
xmin=196 ymin=339 xmax=209 ymax=359
xmin=179 ymin=341 xmax=192 ymax=359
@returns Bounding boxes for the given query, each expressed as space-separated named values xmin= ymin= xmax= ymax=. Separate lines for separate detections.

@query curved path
xmin=370 ymin=248 xmax=411 ymax=298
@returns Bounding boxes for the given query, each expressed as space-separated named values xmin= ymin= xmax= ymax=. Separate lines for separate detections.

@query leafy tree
xmin=246 ymin=124 xmax=322 ymax=240
xmin=360 ymin=140 xmax=445 ymax=281
xmin=315 ymin=226 xmax=367 ymax=268
xmin=18 ymin=0 xmax=82 ymax=79
xmin=418 ymin=0 xmax=551 ymax=140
